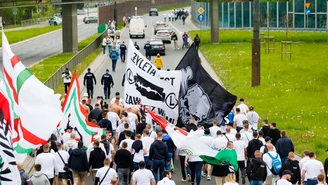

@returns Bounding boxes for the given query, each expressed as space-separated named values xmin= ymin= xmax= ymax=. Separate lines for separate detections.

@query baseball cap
xmin=265 ymin=136 xmax=272 ymax=142
xmin=282 ymin=170 xmax=293 ymax=176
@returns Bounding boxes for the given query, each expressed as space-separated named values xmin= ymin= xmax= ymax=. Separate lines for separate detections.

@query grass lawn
xmin=1 ymin=25 xmax=62 ymax=46
xmin=29 ymin=33 xmax=101 ymax=84
xmin=199 ymin=37 xmax=328 ymax=161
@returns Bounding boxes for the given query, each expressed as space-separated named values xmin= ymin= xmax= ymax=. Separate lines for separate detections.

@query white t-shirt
xmin=119 ymin=138 xmax=134 ymax=151
xmin=211 ymin=136 xmax=228 ymax=150
xmin=277 ymin=179 xmax=292 ymax=185
xmin=141 ymin=136 xmax=154 ymax=156
xmin=188 ymin=155 xmax=203 ymax=162
xmin=35 ymin=152 xmax=58 ymax=178
xmin=209 ymin=126 xmax=221 ymax=138
xmin=61 ymin=71 xmax=72 ymax=83
xmin=225 ymin=133 xmax=236 ymax=142
xmin=127 ymin=112 xmax=138 ymax=131
xmin=102 ymin=37 xmax=108 ymax=46
xmin=132 ymin=169 xmax=154 ymax=185
xmin=233 ymin=114 xmax=248 ymax=127
xmin=62 ymin=132 xmax=71 ymax=144
xmin=233 ymin=140 xmax=247 ymax=161
xmin=107 ymin=111 xmax=121 ymax=130
xmin=224 ymin=182 xmax=239 ymax=185
xmin=96 ymin=166 xmax=117 ymax=185
xmin=200 ymin=135 xmax=214 ymax=147
xmin=54 ymin=150 xmax=70 ymax=173
xmin=259 ymin=137 xmax=265 ymax=145
xmin=303 ymin=159 xmax=324 ymax=179
xmin=263 ymin=151 xmax=281 ymax=176
xmin=240 ymin=131 xmax=253 ymax=147
xmin=157 ymin=177 xmax=176 ymax=185
xmin=237 ymin=103 xmax=249 ymax=115
xmin=195 ymin=129 xmax=204 ymax=137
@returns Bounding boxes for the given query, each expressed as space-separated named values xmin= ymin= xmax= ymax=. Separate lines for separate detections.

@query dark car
xmin=149 ymin=8 xmax=159 ymax=16
xmin=149 ymin=39 xmax=165 ymax=55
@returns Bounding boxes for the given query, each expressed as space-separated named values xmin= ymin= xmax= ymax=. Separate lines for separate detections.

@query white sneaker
xmin=207 ymin=176 xmax=211 ymax=181
xmin=201 ymin=172 xmax=206 ymax=177
xmin=181 ymin=179 xmax=187 ymax=182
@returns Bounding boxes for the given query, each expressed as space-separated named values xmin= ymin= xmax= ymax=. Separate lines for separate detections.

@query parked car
xmin=48 ymin=16 xmax=62 ymax=25
xmin=149 ymin=39 xmax=165 ymax=55
xmin=153 ymin=22 xmax=169 ymax=34
xmin=155 ymin=30 xmax=172 ymax=44
xmin=83 ymin=16 xmax=97 ymax=24
xmin=149 ymin=8 xmax=159 ymax=16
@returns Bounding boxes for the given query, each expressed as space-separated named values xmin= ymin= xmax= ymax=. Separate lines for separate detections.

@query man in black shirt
xmin=134 ymin=42 xmax=140 ymax=50
xmin=101 ymin=69 xmax=114 ymax=99
xmin=115 ymin=141 xmax=133 ymax=185
xmin=83 ymin=68 xmax=96 ymax=98
xmin=88 ymin=103 xmax=102 ymax=122
xmin=120 ymin=41 xmax=127 ymax=62
xmin=171 ymin=32 xmax=178 ymax=49
xmin=144 ymin=41 xmax=152 ymax=60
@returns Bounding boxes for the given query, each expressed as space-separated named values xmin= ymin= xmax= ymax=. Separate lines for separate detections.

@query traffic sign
xmin=305 ymin=3 xmax=311 ymax=8
xmin=306 ymin=9 xmax=310 ymax=16
xmin=198 ymin=7 xmax=204 ymax=14
xmin=197 ymin=14 xmax=204 ymax=22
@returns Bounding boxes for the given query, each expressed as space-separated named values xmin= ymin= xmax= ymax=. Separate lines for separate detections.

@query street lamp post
xmin=252 ymin=0 xmax=261 ymax=86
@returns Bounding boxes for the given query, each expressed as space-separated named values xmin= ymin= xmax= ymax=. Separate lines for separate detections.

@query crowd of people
xmin=17 ymin=91 xmax=328 ymax=185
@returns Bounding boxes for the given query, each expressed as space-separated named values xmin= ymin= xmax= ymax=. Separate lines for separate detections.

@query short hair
xmin=258 ymin=130 xmax=264 ymax=136
xmin=271 ymin=122 xmax=276 ymax=127
xmin=115 ymin=92 xmax=120 ymax=96
xmin=318 ymin=174 xmax=325 ymax=182
xmin=102 ymin=111 xmax=108 ymax=118
xmin=254 ymin=150 xmax=261 ymax=157
xmin=240 ymin=98 xmax=244 ymax=102
xmin=236 ymin=108 xmax=240 ymax=112
xmin=57 ymin=143 xmax=62 ymax=148
xmin=93 ymin=140 xmax=100 ymax=147
xmin=262 ymin=119 xmax=268 ymax=125
xmin=43 ymin=143 xmax=50 ymax=151
xmin=281 ymin=130 xmax=286 ymax=137
xmin=125 ymin=131 xmax=133 ymax=137
xmin=124 ymin=123 xmax=129 ymax=129
xmin=212 ymin=119 xmax=218 ymax=125
xmin=122 ymin=112 xmax=128 ymax=117
xmin=309 ymin=152 xmax=315 ymax=158
xmin=136 ymin=134 xmax=141 ymax=139
xmin=101 ymin=134 xmax=107 ymax=140
xmin=235 ymin=133 xmax=241 ymax=139
xmin=143 ymin=129 xmax=149 ymax=135
xmin=303 ymin=150 xmax=310 ymax=156
xmin=157 ymin=132 xmax=163 ymax=138
xmin=34 ymin=164 xmax=41 ymax=171
xmin=216 ymin=130 xmax=222 ymax=135
xmin=242 ymin=120 xmax=249 ymax=125
xmin=70 ymin=133 xmax=76 ymax=139
xmin=163 ymin=170 xmax=171 ymax=177
xmin=104 ymin=158 xmax=110 ymax=165
xmin=121 ymin=141 xmax=128 ymax=148
xmin=253 ymin=131 xmax=258 ymax=137
xmin=82 ymin=99 xmax=87 ymax=103
xmin=288 ymin=152 xmax=294 ymax=159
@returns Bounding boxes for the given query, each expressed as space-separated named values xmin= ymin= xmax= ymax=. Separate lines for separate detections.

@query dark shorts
xmin=58 ymin=172 xmax=70 ymax=179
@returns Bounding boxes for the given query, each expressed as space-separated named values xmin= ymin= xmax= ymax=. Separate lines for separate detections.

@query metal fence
xmin=44 ymin=30 xmax=106 ymax=90
xmin=21 ymin=17 xmax=51 ymax=27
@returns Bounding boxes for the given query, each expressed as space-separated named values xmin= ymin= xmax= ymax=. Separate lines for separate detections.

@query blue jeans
xmin=111 ymin=60 xmax=117 ymax=71
xmin=189 ymin=161 xmax=203 ymax=185
xmin=108 ymin=45 xmax=112 ymax=53
xmin=144 ymin=156 xmax=152 ymax=170
xmin=250 ymin=180 xmax=263 ymax=185
xmin=166 ymin=153 xmax=172 ymax=170
xmin=102 ymin=45 xmax=106 ymax=54
xmin=306 ymin=179 xmax=318 ymax=185
xmin=152 ymin=159 xmax=165 ymax=182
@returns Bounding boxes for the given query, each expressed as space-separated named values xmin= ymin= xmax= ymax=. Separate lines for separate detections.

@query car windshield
xmin=150 ymin=8 xmax=157 ymax=11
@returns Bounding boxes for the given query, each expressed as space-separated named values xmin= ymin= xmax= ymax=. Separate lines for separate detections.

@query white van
xmin=129 ymin=16 xmax=145 ymax=38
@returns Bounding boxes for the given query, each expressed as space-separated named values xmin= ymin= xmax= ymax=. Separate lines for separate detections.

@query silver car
xmin=155 ymin=30 xmax=172 ymax=44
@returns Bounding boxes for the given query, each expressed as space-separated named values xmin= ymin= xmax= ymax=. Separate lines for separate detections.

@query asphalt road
xmin=0 ymin=9 xmax=98 ymax=69
xmin=81 ymin=10 xmax=219 ymax=185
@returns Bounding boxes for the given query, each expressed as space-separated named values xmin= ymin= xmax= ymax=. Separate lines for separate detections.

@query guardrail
xmin=44 ymin=30 xmax=106 ymax=90
xmin=21 ymin=17 xmax=51 ymax=27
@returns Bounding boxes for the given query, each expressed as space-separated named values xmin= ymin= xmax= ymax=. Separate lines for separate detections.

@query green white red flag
xmin=2 ymin=32 xmax=63 ymax=162
xmin=57 ymin=73 xmax=105 ymax=147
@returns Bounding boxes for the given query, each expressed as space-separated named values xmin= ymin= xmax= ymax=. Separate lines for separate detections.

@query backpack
xmin=267 ymin=152 xmax=282 ymax=175
xmin=263 ymin=145 xmax=268 ymax=154
xmin=110 ymin=51 xmax=117 ymax=58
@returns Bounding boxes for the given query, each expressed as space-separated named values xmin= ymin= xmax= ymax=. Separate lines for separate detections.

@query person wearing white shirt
xmin=195 ymin=124 xmax=204 ymax=137
xmin=157 ymin=171 xmax=176 ymax=185
xmin=110 ymin=92 xmax=124 ymax=105
xmin=35 ymin=143 xmax=58 ymax=184
xmin=61 ymin=68 xmax=72 ymax=94
xmin=132 ymin=161 xmax=156 ymax=185
xmin=95 ymin=158 xmax=118 ymax=185
xmin=240 ymin=123 xmax=253 ymax=146
xmin=209 ymin=119 xmax=221 ymax=138
xmin=237 ymin=98 xmax=249 ymax=115
xmin=299 ymin=150 xmax=310 ymax=184
xmin=62 ymin=126 xmax=73 ymax=144
xmin=260 ymin=136 xmax=277 ymax=155
xmin=86 ymin=135 xmax=107 ymax=161
xmin=233 ymin=108 xmax=248 ymax=132
xmin=141 ymin=129 xmax=155 ymax=169
xmin=102 ymin=36 xmax=108 ymax=55
xmin=262 ymin=144 xmax=281 ymax=185
xmin=277 ymin=170 xmax=293 ymax=185
xmin=233 ymin=133 xmax=247 ymax=184
xmin=119 ymin=132 xmax=135 ymax=151
xmin=211 ymin=130 xmax=228 ymax=151
xmin=142 ymin=124 xmax=157 ymax=140
xmin=199 ymin=129 xmax=213 ymax=181
xmin=127 ymin=108 xmax=138 ymax=133
xmin=185 ymin=154 xmax=203 ymax=185
xmin=225 ymin=127 xmax=236 ymax=142
xmin=107 ymin=108 xmax=121 ymax=135
xmin=246 ymin=106 xmax=260 ymax=131
xmin=54 ymin=144 xmax=70 ymax=185
xmin=301 ymin=152 xmax=325 ymax=185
